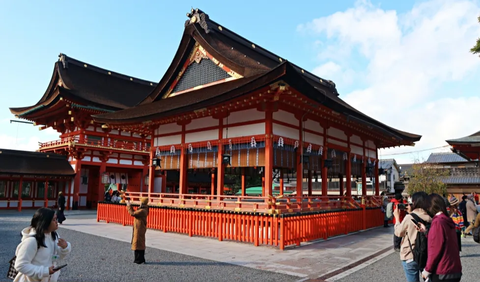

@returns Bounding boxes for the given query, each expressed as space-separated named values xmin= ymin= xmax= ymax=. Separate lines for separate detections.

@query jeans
xmin=401 ymin=260 xmax=421 ymax=282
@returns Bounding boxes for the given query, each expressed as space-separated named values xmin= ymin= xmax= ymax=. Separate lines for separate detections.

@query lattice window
xmin=172 ymin=59 xmax=230 ymax=93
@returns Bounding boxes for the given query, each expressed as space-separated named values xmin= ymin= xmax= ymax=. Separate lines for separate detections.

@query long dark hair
xmin=428 ymin=193 xmax=449 ymax=218
xmin=31 ymin=208 xmax=57 ymax=249
xmin=411 ymin=191 xmax=429 ymax=211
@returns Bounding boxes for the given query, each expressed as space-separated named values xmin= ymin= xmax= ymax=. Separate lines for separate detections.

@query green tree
xmin=406 ymin=163 xmax=449 ymax=196
xmin=471 ymin=16 xmax=480 ymax=55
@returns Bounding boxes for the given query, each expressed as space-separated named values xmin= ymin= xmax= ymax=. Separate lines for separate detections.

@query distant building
xmin=379 ymin=159 xmax=400 ymax=193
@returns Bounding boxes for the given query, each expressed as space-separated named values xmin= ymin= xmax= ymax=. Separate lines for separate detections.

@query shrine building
xmin=9 ymin=54 xmax=156 ymax=209
xmin=94 ymin=9 xmax=421 ymax=202
xmin=92 ymin=9 xmax=421 ymax=249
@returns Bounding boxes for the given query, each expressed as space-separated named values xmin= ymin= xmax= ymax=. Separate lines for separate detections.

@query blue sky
xmin=1 ymin=0 xmax=480 ymax=164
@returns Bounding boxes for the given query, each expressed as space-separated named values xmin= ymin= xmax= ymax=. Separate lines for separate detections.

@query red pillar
xmin=211 ymin=172 xmax=215 ymax=195
xmin=148 ymin=149 xmax=155 ymax=196
xmin=321 ymin=146 xmax=328 ymax=197
xmin=179 ymin=124 xmax=188 ymax=195
xmin=296 ymin=117 xmax=303 ymax=198
xmin=339 ymin=174 xmax=344 ymax=197
xmin=216 ymin=118 xmax=225 ymax=198
xmin=308 ymin=170 xmax=312 ymax=197
xmin=18 ymin=176 xmax=23 ymax=212
xmin=141 ymin=166 xmax=148 ymax=193
xmin=375 ymin=158 xmax=379 ymax=196
xmin=162 ymin=171 xmax=167 ymax=193
xmin=264 ymin=109 xmax=273 ymax=198
xmin=362 ymin=141 xmax=367 ymax=197
xmin=73 ymin=160 xmax=82 ymax=210
xmin=346 ymin=153 xmax=352 ymax=197
xmin=241 ymin=168 xmax=246 ymax=197
xmin=98 ymin=162 xmax=106 ymax=204
xmin=279 ymin=169 xmax=284 ymax=197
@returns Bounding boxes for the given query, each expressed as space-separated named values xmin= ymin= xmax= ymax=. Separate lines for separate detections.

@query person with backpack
xmin=420 ymin=194 xmax=462 ymax=282
xmin=448 ymin=196 xmax=464 ymax=252
xmin=394 ymin=191 xmax=431 ymax=282
xmin=458 ymin=195 xmax=468 ymax=234
xmin=464 ymin=194 xmax=478 ymax=236
xmin=14 ymin=208 xmax=72 ymax=282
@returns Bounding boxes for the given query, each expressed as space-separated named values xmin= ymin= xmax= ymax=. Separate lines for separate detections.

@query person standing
xmin=126 ymin=197 xmax=149 ymax=264
xmin=448 ymin=197 xmax=464 ymax=252
xmin=391 ymin=193 xmax=406 ymax=251
xmin=57 ymin=192 xmax=66 ymax=224
xmin=464 ymin=194 xmax=478 ymax=236
xmin=458 ymin=196 xmax=468 ymax=233
xmin=14 ymin=208 xmax=71 ymax=282
xmin=394 ymin=191 xmax=431 ymax=282
xmin=421 ymin=194 xmax=462 ymax=282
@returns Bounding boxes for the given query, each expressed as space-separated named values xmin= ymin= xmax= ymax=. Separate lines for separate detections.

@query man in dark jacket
xmin=458 ymin=195 xmax=468 ymax=230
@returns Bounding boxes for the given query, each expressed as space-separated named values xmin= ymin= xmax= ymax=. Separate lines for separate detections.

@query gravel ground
xmin=0 ymin=212 xmax=298 ymax=282
xmin=337 ymin=236 xmax=480 ymax=282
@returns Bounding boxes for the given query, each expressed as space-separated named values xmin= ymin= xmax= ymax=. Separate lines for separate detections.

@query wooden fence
xmin=97 ymin=202 xmax=384 ymax=250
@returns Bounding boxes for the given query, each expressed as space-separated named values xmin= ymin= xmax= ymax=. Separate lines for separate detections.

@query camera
xmin=397 ymin=203 xmax=406 ymax=210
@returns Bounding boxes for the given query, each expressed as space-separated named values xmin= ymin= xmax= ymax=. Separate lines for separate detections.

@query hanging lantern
xmin=222 ymin=153 xmax=231 ymax=165
xmin=101 ymin=172 xmax=110 ymax=184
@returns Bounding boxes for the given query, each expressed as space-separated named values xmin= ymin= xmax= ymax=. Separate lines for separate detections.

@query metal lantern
xmin=222 ymin=153 xmax=231 ymax=165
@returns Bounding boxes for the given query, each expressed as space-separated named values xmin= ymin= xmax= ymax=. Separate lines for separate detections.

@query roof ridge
xmin=185 ymin=8 xmax=337 ymax=93
xmin=58 ymin=53 xmax=157 ymax=87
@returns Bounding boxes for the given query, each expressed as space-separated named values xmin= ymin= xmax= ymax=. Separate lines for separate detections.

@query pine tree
xmin=472 ymin=16 xmax=480 ymax=55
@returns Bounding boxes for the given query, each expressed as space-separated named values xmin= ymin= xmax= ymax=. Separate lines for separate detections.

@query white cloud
xmin=299 ymin=0 xmax=480 ymax=163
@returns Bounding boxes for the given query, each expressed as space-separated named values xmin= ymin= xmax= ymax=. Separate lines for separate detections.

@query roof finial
xmin=185 ymin=8 xmax=210 ymax=33
xmin=58 ymin=53 xmax=68 ymax=69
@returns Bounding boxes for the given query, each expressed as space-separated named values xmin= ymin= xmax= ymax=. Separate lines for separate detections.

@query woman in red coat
xmin=421 ymin=194 xmax=462 ymax=282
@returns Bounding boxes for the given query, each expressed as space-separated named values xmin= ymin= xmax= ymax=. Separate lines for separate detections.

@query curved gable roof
xmin=10 ymin=54 xmax=157 ymax=116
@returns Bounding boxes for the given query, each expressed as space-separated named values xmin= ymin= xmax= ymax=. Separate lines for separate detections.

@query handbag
xmin=7 ymin=256 xmax=18 ymax=280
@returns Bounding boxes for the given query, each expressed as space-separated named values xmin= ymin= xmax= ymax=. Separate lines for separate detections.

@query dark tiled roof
xmin=398 ymin=163 xmax=414 ymax=177
xmin=379 ymin=159 xmax=396 ymax=170
xmin=426 ymin=152 xmax=468 ymax=164
xmin=441 ymin=176 xmax=480 ymax=184
xmin=10 ymin=54 xmax=157 ymax=116
xmin=446 ymin=131 xmax=480 ymax=144
xmin=93 ymin=8 xmax=421 ymax=147
xmin=0 ymin=149 xmax=75 ymax=176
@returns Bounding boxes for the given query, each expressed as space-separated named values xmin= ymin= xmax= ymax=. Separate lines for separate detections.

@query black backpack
xmin=407 ymin=213 xmax=429 ymax=269
xmin=473 ymin=226 xmax=480 ymax=243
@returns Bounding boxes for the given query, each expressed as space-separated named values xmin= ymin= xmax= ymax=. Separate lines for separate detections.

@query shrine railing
xmin=39 ymin=137 xmax=150 ymax=153
xmin=97 ymin=192 xmax=385 ymax=249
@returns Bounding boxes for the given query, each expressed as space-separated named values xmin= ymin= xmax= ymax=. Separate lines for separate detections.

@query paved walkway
xmin=59 ymin=211 xmax=395 ymax=280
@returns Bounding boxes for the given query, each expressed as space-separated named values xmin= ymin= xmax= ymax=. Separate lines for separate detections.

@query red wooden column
xmin=18 ymin=176 xmax=23 ymax=212
xmin=362 ymin=140 xmax=367 ymax=197
xmin=321 ymin=123 xmax=328 ymax=198
xmin=279 ymin=169 xmax=284 ymax=197
xmin=67 ymin=179 xmax=73 ymax=210
xmin=296 ymin=116 xmax=304 ymax=198
xmin=241 ymin=168 xmax=246 ymax=197
xmin=141 ymin=166 xmax=148 ymax=193
xmin=375 ymin=157 xmax=380 ymax=196
xmin=216 ymin=117 xmax=225 ymax=198
xmin=264 ymin=109 xmax=274 ymax=199
xmin=98 ymin=162 xmax=106 ymax=204
xmin=148 ymin=147 xmax=155 ymax=196
xmin=162 ymin=171 xmax=167 ymax=193
xmin=308 ymin=170 xmax=313 ymax=197
xmin=339 ymin=174 xmax=344 ymax=197
xmin=211 ymin=172 xmax=215 ymax=195
xmin=179 ymin=123 xmax=188 ymax=195
xmin=346 ymin=134 xmax=352 ymax=197
xmin=73 ymin=160 xmax=82 ymax=210
xmin=346 ymin=153 xmax=352 ymax=197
